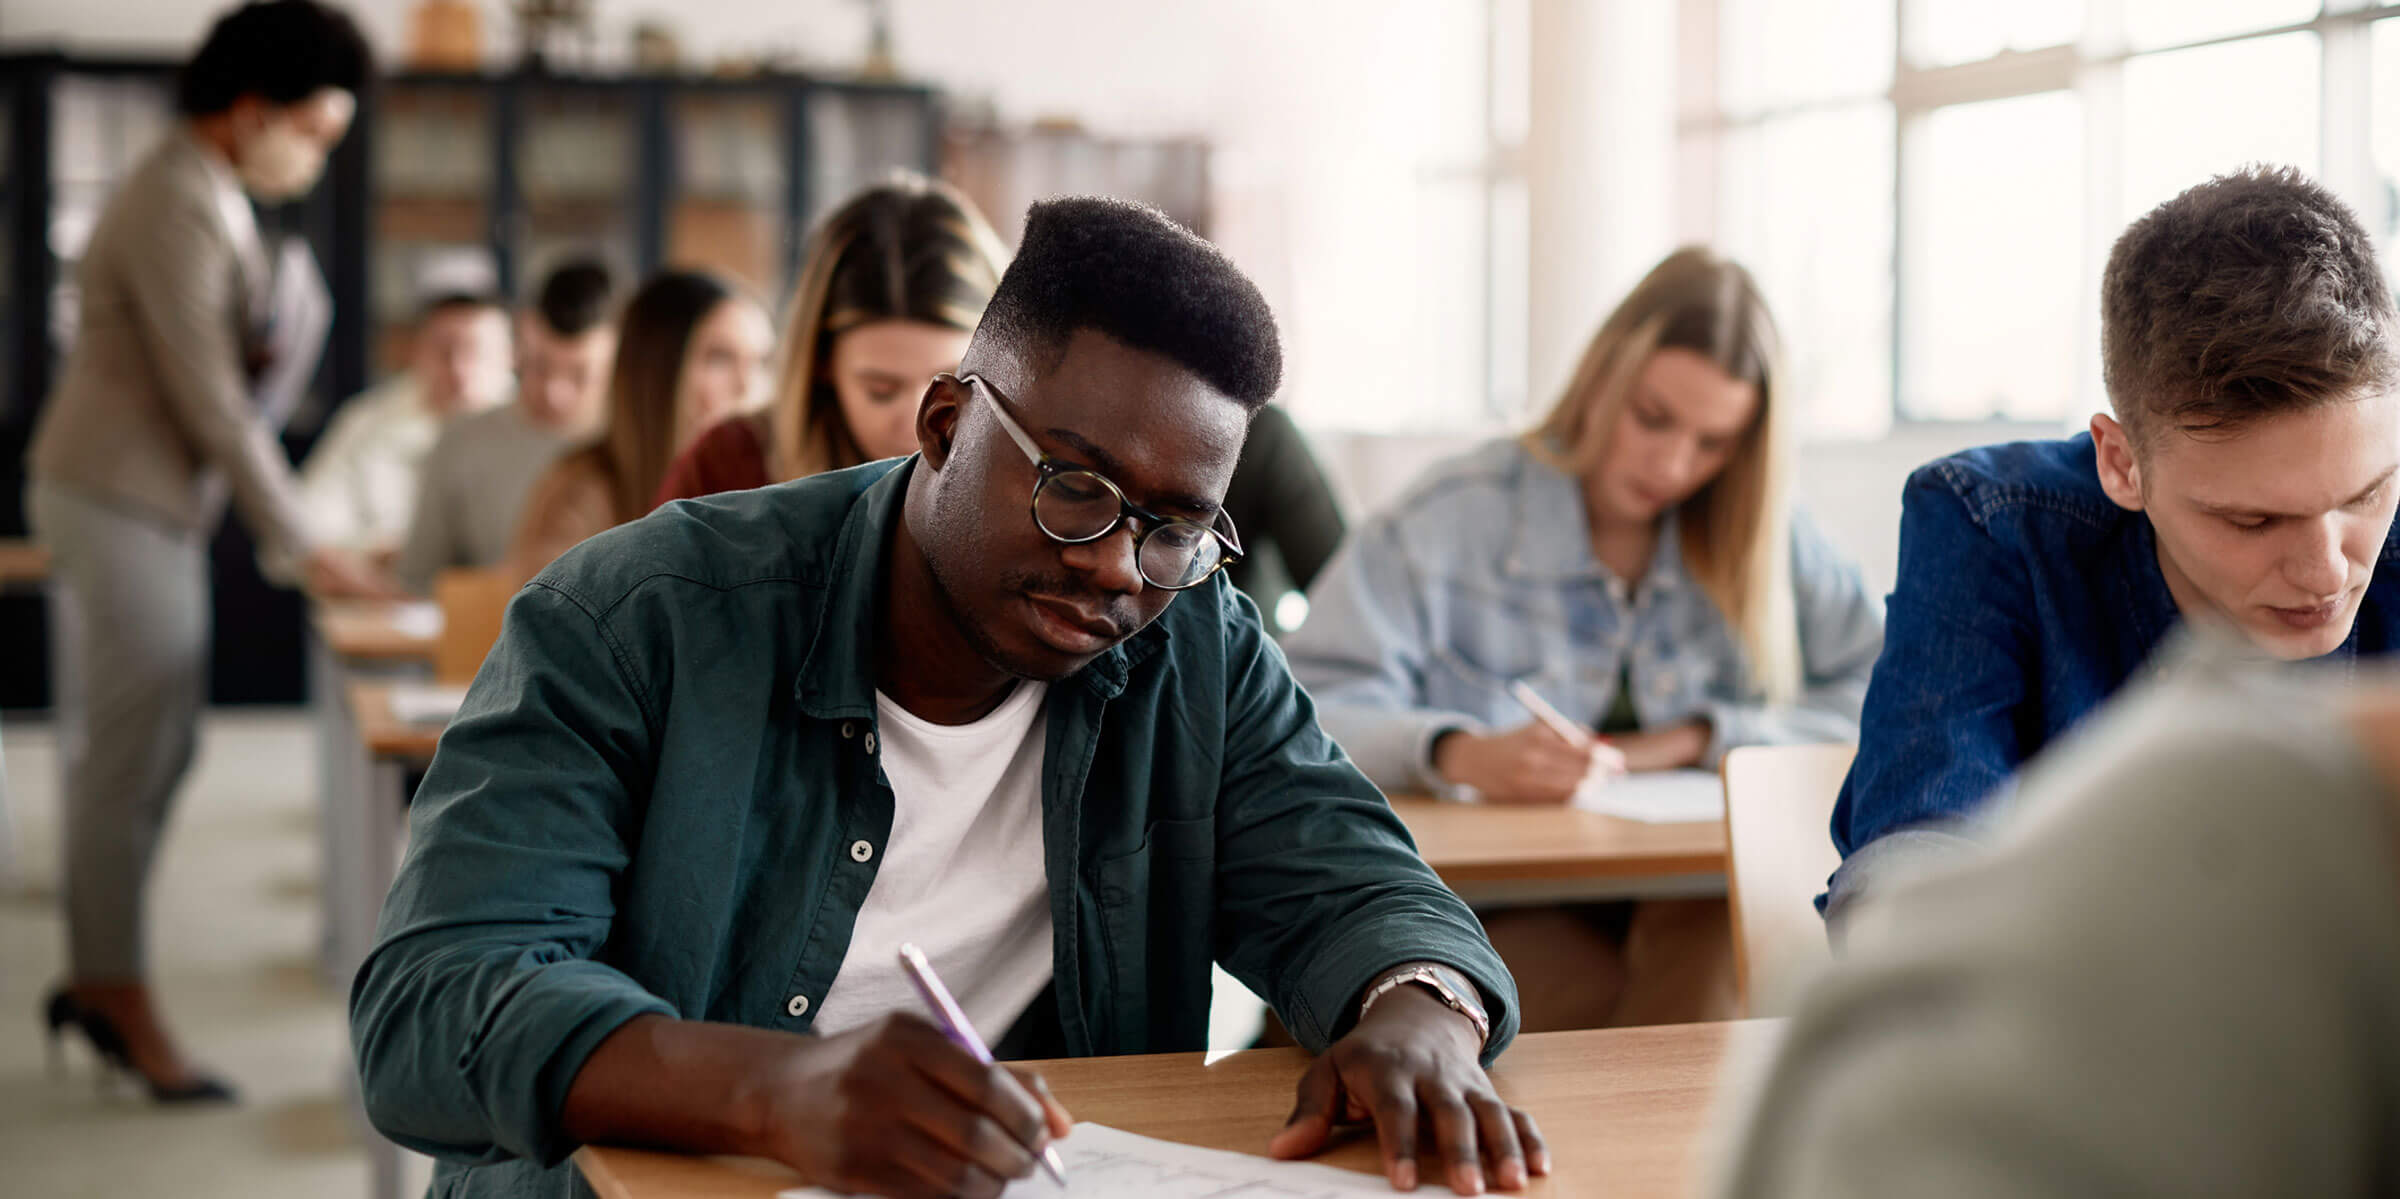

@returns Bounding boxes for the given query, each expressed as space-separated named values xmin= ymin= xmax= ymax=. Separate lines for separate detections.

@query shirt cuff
xmin=1822 ymin=825 xmax=1988 ymax=938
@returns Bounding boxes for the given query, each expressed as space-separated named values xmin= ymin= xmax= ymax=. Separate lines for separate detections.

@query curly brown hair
xmin=2102 ymin=164 xmax=2399 ymax=445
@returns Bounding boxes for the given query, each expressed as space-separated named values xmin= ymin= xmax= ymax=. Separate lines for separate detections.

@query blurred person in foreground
xmin=1829 ymin=165 xmax=2400 ymax=924
xmin=393 ymin=257 xmax=618 ymax=594
xmin=27 ymin=0 xmax=377 ymax=1105
xmin=1718 ymin=640 xmax=2400 ymax=1198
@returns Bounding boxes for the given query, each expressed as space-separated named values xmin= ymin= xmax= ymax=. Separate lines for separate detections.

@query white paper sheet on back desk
xmin=776 ymin=1121 xmax=1394 ymax=1197
xmin=1571 ymin=767 xmax=1724 ymax=824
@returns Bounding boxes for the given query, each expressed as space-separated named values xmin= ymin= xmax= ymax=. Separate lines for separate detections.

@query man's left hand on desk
xmin=1268 ymin=986 xmax=1548 ymax=1194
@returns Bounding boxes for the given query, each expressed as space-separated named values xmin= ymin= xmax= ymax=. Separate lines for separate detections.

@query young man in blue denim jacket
xmin=1828 ymin=166 xmax=2400 ymax=922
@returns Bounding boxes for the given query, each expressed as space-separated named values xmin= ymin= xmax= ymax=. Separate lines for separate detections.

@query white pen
xmin=1507 ymin=679 xmax=1592 ymax=745
xmin=897 ymin=944 xmax=1069 ymax=1187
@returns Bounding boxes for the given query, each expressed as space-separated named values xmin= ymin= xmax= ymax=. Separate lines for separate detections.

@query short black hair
xmin=178 ymin=1 xmax=373 ymax=117
xmin=974 ymin=197 xmax=1282 ymax=409
xmin=532 ymin=258 xmax=618 ymax=338
xmin=417 ymin=291 xmax=503 ymax=323
xmin=2103 ymin=164 xmax=2400 ymax=442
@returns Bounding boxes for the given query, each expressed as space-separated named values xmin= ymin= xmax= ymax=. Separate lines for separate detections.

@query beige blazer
xmin=28 ymin=128 xmax=312 ymax=569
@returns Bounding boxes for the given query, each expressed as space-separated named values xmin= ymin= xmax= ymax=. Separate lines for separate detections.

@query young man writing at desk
xmin=352 ymin=198 xmax=1544 ymax=1199
xmin=1827 ymin=166 xmax=2400 ymax=923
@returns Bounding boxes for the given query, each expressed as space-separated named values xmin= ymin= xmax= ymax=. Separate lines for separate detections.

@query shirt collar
xmin=1502 ymin=438 xmax=1687 ymax=594
xmin=792 ymin=458 xmax=1170 ymax=720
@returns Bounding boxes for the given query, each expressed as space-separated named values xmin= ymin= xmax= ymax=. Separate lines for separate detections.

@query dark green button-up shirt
xmin=350 ymin=459 xmax=1518 ymax=1198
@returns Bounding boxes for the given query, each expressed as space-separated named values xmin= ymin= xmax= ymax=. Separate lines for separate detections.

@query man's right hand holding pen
xmin=561 ymin=1013 xmax=1071 ymax=1199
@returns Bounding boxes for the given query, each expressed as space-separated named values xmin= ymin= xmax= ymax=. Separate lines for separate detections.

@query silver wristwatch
xmin=1358 ymin=964 xmax=1491 ymax=1050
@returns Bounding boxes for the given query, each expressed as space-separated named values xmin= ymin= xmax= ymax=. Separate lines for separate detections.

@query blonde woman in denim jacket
xmin=1285 ymin=247 xmax=1884 ymax=1029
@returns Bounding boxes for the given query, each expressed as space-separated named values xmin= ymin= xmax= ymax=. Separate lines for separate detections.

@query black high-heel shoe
xmin=39 ymin=986 xmax=237 ymax=1105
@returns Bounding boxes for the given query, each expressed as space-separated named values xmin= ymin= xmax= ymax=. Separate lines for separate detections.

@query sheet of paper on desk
xmin=1573 ymin=767 xmax=1724 ymax=823
xmin=775 ymin=1122 xmax=1392 ymax=1197
xmin=388 ymin=683 xmax=470 ymax=726
xmin=389 ymin=601 xmax=444 ymax=639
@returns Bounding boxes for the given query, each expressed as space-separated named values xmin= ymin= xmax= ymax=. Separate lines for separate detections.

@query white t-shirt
xmin=812 ymin=681 xmax=1055 ymax=1041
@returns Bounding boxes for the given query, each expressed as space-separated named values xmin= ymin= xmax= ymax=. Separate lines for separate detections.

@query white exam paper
xmin=1572 ymin=767 xmax=1724 ymax=824
xmin=776 ymin=1122 xmax=1394 ymax=1197
xmin=387 ymin=682 xmax=469 ymax=726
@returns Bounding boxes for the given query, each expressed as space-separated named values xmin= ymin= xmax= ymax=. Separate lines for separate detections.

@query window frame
xmin=1685 ymin=0 xmax=2400 ymax=431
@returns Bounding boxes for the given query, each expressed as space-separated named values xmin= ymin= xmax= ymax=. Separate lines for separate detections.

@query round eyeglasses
xmin=960 ymin=373 xmax=1244 ymax=591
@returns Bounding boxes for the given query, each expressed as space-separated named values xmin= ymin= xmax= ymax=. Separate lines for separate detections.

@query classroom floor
xmin=0 ymin=711 xmax=427 ymax=1199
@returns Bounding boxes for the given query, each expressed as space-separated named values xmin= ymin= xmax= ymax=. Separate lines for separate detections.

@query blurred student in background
xmin=652 ymin=175 xmax=1004 ymax=504
xmin=1828 ymin=166 xmax=2400 ymax=926
xmin=395 ymin=258 xmax=617 ymax=594
xmin=27 ymin=0 xmax=374 ymax=1105
xmin=651 ymin=175 xmax=1348 ymax=631
xmin=506 ymin=270 xmax=770 ymax=580
xmin=298 ymin=290 xmax=512 ymax=557
xmin=1286 ymin=247 xmax=1883 ymax=1029
xmin=1220 ymin=400 xmax=1346 ymax=635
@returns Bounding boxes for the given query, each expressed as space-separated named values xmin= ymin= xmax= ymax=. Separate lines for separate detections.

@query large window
xmin=1694 ymin=0 xmax=2400 ymax=436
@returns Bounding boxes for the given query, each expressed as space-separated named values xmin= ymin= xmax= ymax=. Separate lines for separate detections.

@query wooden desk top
xmin=0 ymin=538 xmax=50 ymax=589
xmin=347 ymin=681 xmax=445 ymax=760
xmin=314 ymin=600 xmax=442 ymax=662
xmin=1389 ymin=797 xmax=1727 ymax=885
xmin=576 ymin=1021 xmax=1779 ymax=1199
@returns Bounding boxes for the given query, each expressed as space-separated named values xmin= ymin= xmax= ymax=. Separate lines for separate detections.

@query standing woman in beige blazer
xmin=25 ymin=0 xmax=381 ymax=1104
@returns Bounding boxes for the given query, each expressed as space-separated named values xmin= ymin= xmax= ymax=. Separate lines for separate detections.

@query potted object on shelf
xmin=408 ymin=0 xmax=483 ymax=71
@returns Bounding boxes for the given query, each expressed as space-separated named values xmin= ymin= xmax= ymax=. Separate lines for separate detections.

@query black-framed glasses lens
xmin=1032 ymin=472 xmax=1225 ymax=590
xmin=1031 ymin=471 xmax=1122 ymax=540
xmin=1137 ymin=526 xmax=1224 ymax=590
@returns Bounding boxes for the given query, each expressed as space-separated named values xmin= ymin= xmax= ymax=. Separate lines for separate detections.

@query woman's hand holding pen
xmin=1433 ymin=721 xmax=1626 ymax=805
xmin=752 ymin=1014 xmax=1072 ymax=1199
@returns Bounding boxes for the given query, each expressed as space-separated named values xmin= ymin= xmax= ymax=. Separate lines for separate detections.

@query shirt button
xmin=850 ymin=839 xmax=874 ymax=863
xmin=863 ymin=731 xmax=878 ymax=754
xmin=787 ymin=994 xmax=810 ymax=1017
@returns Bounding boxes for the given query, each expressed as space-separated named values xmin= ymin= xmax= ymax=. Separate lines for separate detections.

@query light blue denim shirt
xmin=1285 ymin=438 xmax=1885 ymax=794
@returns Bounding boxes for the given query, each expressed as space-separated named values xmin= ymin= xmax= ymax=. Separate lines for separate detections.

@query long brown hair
xmin=766 ymin=173 xmax=1006 ymax=482
xmin=1525 ymin=247 xmax=1798 ymax=700
xmin=570 ymin=269 xmax=743 ymax=524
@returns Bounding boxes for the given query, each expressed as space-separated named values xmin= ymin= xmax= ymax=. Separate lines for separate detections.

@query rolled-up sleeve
xmin=1701 ymin=510 xmax=1885 ymax=766
xmin=349 ymin=582 xmax=674 ymax=1167
xmin=1212 ymin=589 xmax=1519 ymax=1065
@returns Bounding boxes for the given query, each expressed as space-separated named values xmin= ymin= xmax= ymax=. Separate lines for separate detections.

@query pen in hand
xmin=897 ymin=943 xmax=1070 ymax=1187
xmin=1507 ymin=680 xmax=1627 ymax=782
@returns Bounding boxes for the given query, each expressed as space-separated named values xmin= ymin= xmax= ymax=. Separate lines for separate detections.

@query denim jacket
xmin=349 ymin=458 xmax=1517 ymax=1199
xmin=1827 ymin=434 xmax=2400 ymax=916
xmin=1283 ymin=438 xmax=1884 ymax=795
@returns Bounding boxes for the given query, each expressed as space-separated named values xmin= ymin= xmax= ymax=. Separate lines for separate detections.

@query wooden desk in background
xmin=1388 ymin=797 xmax=1728 ymax=904
xmin=314 ymin=599 xmax=443 ymax=662
xmin=577 ymin=1020 xmax=1780 ymax=1199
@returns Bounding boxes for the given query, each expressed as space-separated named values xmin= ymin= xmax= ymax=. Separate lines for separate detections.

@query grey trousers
xmin=28 ymin=482 xmax=211 ymax=981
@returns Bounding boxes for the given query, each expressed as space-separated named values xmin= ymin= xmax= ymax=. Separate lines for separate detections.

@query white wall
xmin=1 ymin=0 xmax=1504 ymax=440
